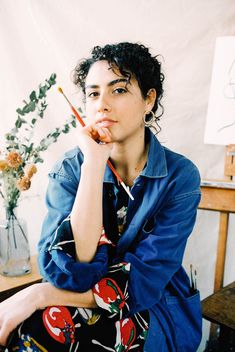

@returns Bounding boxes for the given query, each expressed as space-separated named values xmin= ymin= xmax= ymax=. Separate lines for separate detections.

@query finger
xmin=89 ymin=128 xmax=110 ymax=143
xmin=0 ymin=324 xmax=10 ymax=347
xmin=80 ymin=124 xmax=112 ymax=147
xmin=84 ymin=125 xmax=100 ymax=140
xmin=95 ymin=127 xmax=112 ymax=143
xmin=100 ymin=127 xmax=112 ymax=141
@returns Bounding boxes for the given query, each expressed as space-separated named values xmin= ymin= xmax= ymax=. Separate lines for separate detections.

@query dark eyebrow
xmin=108 ymin=78 xmax=129 ymax=87
xmin=85 ymin=78 xmax=129 ymax=90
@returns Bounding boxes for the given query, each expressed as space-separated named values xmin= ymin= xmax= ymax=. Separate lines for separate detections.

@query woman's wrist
xmin=35 ymin=282 xmax=56 ymax=309
xmin=36 ymin=282 xmax=68 ymax=309
xmin=35 ymin=282 xmax=97 ymax=309
xmin=81 ymin=159 xmax=107 ymax=175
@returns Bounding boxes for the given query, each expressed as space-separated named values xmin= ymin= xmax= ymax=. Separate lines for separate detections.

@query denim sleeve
xmin=38 ymin=151 xmax=80 ymax=253
xmin=37 ymin=151 xmax=109 ymax=292
xmin=39 ymin=216 xmax=109 ymax=292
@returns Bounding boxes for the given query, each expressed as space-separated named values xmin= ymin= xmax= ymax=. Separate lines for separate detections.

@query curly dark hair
xmin=72 ymin=42 xmax=165 ymax=128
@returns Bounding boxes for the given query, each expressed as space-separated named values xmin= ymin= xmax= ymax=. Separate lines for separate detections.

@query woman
xmin=0 ymin=42 xmax=202 ymax=351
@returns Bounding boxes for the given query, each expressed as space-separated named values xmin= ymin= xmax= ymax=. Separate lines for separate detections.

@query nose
xmin=97 ymin=93 xmax=111 ymax=113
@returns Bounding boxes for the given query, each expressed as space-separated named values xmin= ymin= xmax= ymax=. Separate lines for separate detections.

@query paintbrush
xmin=190 ymin=264 xmax=194 ymax=291
xmin=58 ymin=87 xmax=134 ymax=200
xmin=194 ymin=269 xmax=197 ymax=290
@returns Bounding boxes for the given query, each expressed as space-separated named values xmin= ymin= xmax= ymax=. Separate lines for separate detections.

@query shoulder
xmin=49 ymin=147 xmax=84 ymax=183
xmin=163 ymin=146 xmax=201 ymax=196
xmin=164 ymin=146 xmax=200 ymax=178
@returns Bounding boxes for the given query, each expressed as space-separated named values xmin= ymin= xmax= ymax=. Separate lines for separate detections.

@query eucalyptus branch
xmin=32 ymin=115 xmax=77 ymax=161
xmin=7 ymin=74 xmax=57 ymax=155
xmin=0 ymin=73 xmax=80 ymax=215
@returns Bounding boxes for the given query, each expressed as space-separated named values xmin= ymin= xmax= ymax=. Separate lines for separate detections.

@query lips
xmin=96 ymin=118 xmax=117 ymax=128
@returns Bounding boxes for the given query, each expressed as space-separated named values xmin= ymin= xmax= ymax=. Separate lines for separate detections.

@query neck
xmin=110 ymin=130 xmax=148 ymax=186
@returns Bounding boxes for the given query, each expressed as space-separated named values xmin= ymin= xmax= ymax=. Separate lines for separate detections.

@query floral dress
xmin=7 ymin=184 xmax=149 ymax=352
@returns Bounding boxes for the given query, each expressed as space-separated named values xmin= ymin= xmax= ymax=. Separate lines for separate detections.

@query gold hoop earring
xmin=143 ymin=111 xmax=155 ymax=127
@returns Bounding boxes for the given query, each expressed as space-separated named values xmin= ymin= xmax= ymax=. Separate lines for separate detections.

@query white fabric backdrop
xmin=1 ymin=1 xmax=235 ymax=350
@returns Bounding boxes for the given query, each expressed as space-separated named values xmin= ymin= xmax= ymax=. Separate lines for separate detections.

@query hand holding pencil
xmin=58 ymin=87 xmax=134 ymax=200
xmin=73 ymin=122 xmax=114 ymax=166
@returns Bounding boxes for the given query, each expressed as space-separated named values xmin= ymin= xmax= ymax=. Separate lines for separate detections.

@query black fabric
xmin=7 ymin=185 xmax=150 ymax=352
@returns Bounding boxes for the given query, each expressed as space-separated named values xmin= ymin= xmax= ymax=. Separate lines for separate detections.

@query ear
xmin=145 ymin=89 xmax=157 ymax=111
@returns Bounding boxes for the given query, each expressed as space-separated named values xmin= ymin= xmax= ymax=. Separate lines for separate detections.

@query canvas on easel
xmin=204 ymin=36 xmax=235 ymax=146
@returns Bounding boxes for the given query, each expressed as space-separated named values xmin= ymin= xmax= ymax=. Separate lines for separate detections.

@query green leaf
xmin=71 ymin=119 xmax=77 ymax=128
xmin=23 ymin=143 xmax=34 ymax=154
xmin=15 ymin=118 xmax=24 ymax=128
xmin=48 ymin=78 xmax=56 ymax=86
xmin=39 ymin=102 xmax=48 ymax=112
xmin=62 ymin=124 xmax=70 ymax=134
xmin=22 ymin=105 xmax=30 ymax=114
xmin=5 ymin=133 xmax=11 ymax=140
xmin=28 ymin=101 xmax=36 ymax=112
xmin=29 ymin=91 xmax=37 ymax=102
xmin=45 ymin=80 xmax=51 ymax=89
xmin=34 ymin=157 xmax=44 ymax=163
xmin=38 ymin=86 xmax=47 ymax=99
xmin=15 ymin=120 xmax=21 ymax=128
xmin=16 ymin=108 xmax=25 ymax=116
xmin=21 ymin=101 xmax=35 ymax=114
xmin=50 ymin=73 xmax=56 ymax=83
xmin=52 ymin=132 xmax=60 ymax=138
xmin=31 ymin=118 xmax=37 ymax=125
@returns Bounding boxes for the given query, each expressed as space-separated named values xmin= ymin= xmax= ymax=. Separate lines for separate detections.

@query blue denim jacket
xmin=38 ymin=130 xmax=202 ymax=351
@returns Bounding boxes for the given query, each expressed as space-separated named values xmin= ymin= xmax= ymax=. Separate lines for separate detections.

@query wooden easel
xmin=198 ymin=144 xmax=235 ymax=345
xmin=199 ymin=144 xmax=235 ymax=292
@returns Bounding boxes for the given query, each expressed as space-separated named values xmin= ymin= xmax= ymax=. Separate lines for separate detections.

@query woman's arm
xmin=70 ymin=124 xmax=113 ymax=262
xmin=70 ymin=160 xmax=106 ymax=262
xmin=37 ymin=282 xmax=97 ymax=309
xmin=0 ymin=282 xmax=97 ymax=346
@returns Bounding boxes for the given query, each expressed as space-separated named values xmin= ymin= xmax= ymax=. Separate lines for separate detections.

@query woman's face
xmin=84 ymin=60 xmax=155 ymax=144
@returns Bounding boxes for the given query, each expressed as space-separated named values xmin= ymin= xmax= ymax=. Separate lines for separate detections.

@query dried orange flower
xmin=16 ymin=176 xmax=31 ymax=191
xmin=6 ymin=151 xmax=23 ymax=168
xmin=0 ymin=160 xmax=8 ymax=171
xmin=24 ymin=164 xmax=37 ymax=179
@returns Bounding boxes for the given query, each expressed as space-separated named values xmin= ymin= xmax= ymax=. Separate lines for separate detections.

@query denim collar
xmin=103 ymin=129 xmax=168 ymax=184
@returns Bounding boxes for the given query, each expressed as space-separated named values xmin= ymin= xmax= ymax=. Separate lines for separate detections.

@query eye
xmin=86 ymin=91 xmax=99 ymax=98
xmin=113 ymin=87 xmax=127 ymax=94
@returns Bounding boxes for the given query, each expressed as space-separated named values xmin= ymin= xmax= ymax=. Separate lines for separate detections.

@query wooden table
xmin=0 ymin=255 xmax=42 ymax=302
xmin=202 ymin=281 xmax=235 ymax=350
xmin=202 ymin=281 xmax=235 ymax=329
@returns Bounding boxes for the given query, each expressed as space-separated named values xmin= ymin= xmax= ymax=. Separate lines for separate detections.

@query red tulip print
xmin=43 ymin=306 xmax=75 ymax=345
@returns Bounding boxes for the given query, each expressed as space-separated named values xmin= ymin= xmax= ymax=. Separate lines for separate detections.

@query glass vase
xmin=0 ymin=208 xmax=31 ymax=276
